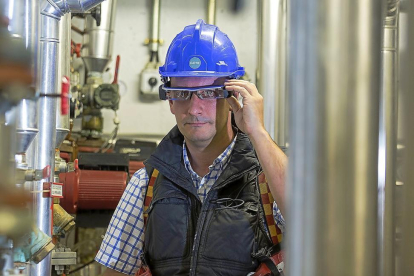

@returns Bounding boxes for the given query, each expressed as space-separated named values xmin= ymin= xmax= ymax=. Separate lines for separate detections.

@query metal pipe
xmin=207 ymin=0 xmax=216 ymax=25
xmin=32 ymin=1 xmax=104 ymax=275
xmin=257 ymin=0 xmax=277 ymax=140
xmin=56 ymin=13 xmax=71 ymax=148
xmin=399 ymin=0 xmax=414 ymax=274
xmin=150 ymin=0 xmax=161 ymax=54
xmin=2 ymin=0 xmax=39 ymax=155
xmin=82 ymin=0 xmax=117 ymax=74
xmin=379 ymin=1 xmax=399 ymax=276
xmin=257 ymin=0 xmax=287 ymax=149
xmin=287 ymin=0 xmax=382 ymax=275
xmin=275 ymin=0 xmax=288 ymax=150
xmin=14 ymin=0 xmax=39 ymax=158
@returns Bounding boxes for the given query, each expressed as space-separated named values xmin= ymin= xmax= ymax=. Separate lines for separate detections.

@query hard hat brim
xmin=159 ymin=69 xmax=245 ymax=79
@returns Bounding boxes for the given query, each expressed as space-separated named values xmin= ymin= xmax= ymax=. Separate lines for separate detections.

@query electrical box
xmin=140 ymin=68 xmax=160 ymax=97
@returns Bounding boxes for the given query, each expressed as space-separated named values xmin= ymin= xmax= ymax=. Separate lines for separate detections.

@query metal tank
xmin=2 ymin=0 xmax=39 ymax=155
xmin=82 ymin=0 xmax=118 ymax=74
xmin=287 ymin=0 xmax=382 ymax=276
xmin=399 ymin=0 xmax=414 ymax=275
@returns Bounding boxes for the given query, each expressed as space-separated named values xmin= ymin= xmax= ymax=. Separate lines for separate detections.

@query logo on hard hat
xmin=189 ymin=57 xmax=201 ymax=69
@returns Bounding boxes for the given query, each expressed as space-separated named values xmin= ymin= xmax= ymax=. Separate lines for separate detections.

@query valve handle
xmin=74 ymin=159 xmax=79 ymax=171
xmin=71 ymin=41 xmax=82 ymax=58
xmin=112 ymin=55 xmax=121 ymax=84
xmin=43 ymin=165 xmax=51 ymax=179
xmin=61 ymin=76 xmax=70 ymax=115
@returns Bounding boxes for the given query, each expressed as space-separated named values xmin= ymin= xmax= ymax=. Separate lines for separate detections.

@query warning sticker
xmin=51 ymin=183 xmax=63 ymax=198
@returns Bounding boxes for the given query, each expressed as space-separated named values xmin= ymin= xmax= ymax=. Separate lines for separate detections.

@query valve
xmin=24 ymin=165 xmax=51 ymax=181
xmin=71 ymin=41 xmax=81 ymax=58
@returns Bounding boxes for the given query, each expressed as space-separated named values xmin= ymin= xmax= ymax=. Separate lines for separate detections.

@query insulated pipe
xmin=257 ymin=0 xmax=287 ymax=149
xmin=379 ymin=1 xmax=399 ymax=276
xmin=32 ymin=1 xmax=104 ymax=275
xmin=399 ymin=0 xmax=414 ymax=274
xmin=287 ymin=0 xmax=382 ymax=276
xmin=207 ymin=0 xmax=216 ymax=25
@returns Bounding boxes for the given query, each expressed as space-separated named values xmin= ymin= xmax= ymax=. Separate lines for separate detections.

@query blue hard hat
xmin=159 ymin=19 xmax=245 ymax=80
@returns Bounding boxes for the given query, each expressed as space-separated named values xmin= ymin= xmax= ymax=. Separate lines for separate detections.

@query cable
xmin=67 ymin=259 xmax=95 ymax=274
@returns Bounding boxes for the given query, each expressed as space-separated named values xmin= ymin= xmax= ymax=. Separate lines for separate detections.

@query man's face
xmin=169 ymin=77 xmax=230 ymax=146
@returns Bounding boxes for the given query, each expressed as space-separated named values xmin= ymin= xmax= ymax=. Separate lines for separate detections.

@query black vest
xmin=143 ymin=126 xmax=274 ymax=276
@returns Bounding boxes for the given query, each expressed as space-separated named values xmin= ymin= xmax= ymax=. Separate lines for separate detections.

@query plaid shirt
xmin=95 ymin=136 xmax=286 ymax=275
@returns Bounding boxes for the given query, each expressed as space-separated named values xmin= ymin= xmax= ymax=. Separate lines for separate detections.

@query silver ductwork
xmin=379 ymin=1 xmax=399 ymax=276
xmin=31 ymin=1 xmax=105 ymax=275
xmin=287 ymin=0 xmax=382 ymax=276
xmin=257 ymin=0 xmax=288 ymax=149
xmin=2 ymin=0 xmax=39 ymax=155
xmin=82 ymin=0 xmax=117 ymax=74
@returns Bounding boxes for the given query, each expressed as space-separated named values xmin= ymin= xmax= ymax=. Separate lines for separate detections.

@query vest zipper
xmin=189 ymin=167 xmax=259 ymax=276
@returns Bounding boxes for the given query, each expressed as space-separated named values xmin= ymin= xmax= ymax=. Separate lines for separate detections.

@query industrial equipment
xmin=139 ymin=0 xmax=163 ymax=98
xmin=72 ymin=0 xmax=120 ymax=146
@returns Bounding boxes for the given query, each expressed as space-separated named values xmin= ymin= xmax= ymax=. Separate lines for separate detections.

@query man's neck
xmin=185 ymin=125 xmax=235 ymax=177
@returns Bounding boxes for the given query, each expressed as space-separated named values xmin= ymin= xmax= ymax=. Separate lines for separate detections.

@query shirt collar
xmin=182 ymin=133 xmax=238 ymax=177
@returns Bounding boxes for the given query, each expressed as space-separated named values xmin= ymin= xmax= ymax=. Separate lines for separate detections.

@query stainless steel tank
xmin=2 ymin=0 xmax=39 ymax=154
xmin=82 ymin=0 xmax=117 ymax=74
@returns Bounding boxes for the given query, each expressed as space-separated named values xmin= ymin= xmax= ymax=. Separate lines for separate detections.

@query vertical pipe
xmin=287 ymin=0 xmax=382 ymax=276
xmin=31 ymin=1 xmax=105 ymax=274
xmin=399 ymin=0 xmax=414 ymax=274
xmin=274 ymin=0 xmax=288 ymax=150
xmin=257 ymin=0 xmax=287 ymax=148
xmin=150 ymin=0 xmax=160 ymax=54
xmin=379 ymin=1 xmax=399 ymax=276
xmin=257 ymin=0 xmax=277 ymax=140
xmin=31 ymin=4 xmax=60 ymax=276
xmin=55 ymin=13 xmax=71 ymax=148
xmin=207 ymin=0 xmax=216 ymax=25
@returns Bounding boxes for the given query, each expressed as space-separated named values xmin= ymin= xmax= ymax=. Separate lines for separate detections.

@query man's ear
xmin=169 ymin=100 xmax=175 ymax=114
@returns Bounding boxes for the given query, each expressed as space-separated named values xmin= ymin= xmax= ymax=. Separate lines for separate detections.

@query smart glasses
xmin=159 ymin=83 xmax=233 ymax=101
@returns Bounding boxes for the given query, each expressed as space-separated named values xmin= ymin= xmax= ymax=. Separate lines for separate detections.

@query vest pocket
xmin=145 ymin=195 xmax=190 ymax=262
xmin=201 ymin=205 xmax=258 ymax=266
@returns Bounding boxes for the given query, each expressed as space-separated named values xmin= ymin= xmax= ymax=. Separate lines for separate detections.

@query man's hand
xmin=225 ymin=79 xmax=266 ymax=137
xmin=225 ymin=79 xmax=287 ymax=216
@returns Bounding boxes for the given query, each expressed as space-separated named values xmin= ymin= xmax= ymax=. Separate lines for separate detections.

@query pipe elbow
xmin=385 ymin=0 xmax=399 ymax=22
xmin=41 ymin=0 xmax=105 ymax=19
xmin=61 ymin=0 xmax=105 ymax=13
xmin=41 ymin=0 xmax=64 ymax=20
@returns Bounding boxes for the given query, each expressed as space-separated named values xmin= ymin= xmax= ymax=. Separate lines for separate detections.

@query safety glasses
xmin=159 ymin=83 xmax=233 ymax=101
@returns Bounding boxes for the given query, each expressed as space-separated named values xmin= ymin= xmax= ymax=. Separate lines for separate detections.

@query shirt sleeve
xmin=95 ymin=168 xmax=149 ymax=275
xmin=273 ymin=202 xmax=286 ymax=234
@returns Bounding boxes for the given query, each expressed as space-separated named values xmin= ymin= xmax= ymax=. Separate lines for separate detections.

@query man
xmin=96 ymin=19 xmax=287 ymax=276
